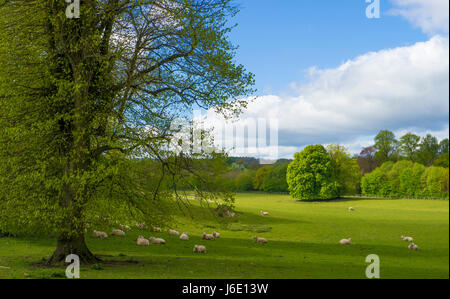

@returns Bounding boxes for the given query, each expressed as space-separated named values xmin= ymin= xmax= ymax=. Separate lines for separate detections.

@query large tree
xmin=0 ymin=0 xmax=254 ymax=264
xmin=287 ymin=145 xmax=339 ymax=200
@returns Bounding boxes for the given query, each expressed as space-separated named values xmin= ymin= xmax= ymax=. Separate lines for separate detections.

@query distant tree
xmin=327 ymin=144 xmax=361 ymax=195
xmin=420 ymin=167 xmax=449 ymax=197
xmin=434 ymin=139 xmax=449 ymax=168
xmin=399 ymin=133 xmax=421 ymax=161
xmin=253 ymin=166 xmax=273 ymax=191
xmin=234 ymin=169 xmax=256 ymax=192
xmin=374 ymin=130 xmax=398 ymax=163
xmin=399 ymin=163 xmax=426 ymax=197
xmin=357 ymin=146 xmax=379 ymax=175
xmin=434 ymin=154 xmax=449 ymax=168
xmin=287 ymin=145 xmax=338 ymax=200
xmin=262 ymin=164 xmax=289 ymax=192
xmin=439 ymin=138 xmax=449 ymax=155
xmin=418 ymin=134 xmax=440 ymax=166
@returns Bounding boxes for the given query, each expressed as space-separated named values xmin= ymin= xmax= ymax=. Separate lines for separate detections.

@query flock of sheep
xmin=341 ymin=207 xmax=420 ymax=251
xmin=91 ymin=221 xmax=267 ymax=255
xmin=91 ymin=206 xmax=419 ymax=256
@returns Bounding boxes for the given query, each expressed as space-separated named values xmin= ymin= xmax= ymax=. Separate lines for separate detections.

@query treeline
xmin=357 ymin=130 xmax=449 ymax=175
xmin=362 ymin=161 xmax=449 ymax=199
xmin=223 ymin=161 xmax=290 ymax=193
xmin=175 ymin=129 xmax=448 ymax=200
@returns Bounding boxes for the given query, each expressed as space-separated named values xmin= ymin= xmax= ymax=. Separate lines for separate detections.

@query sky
xmin=200 ymin=0 xmax=449 ymax=159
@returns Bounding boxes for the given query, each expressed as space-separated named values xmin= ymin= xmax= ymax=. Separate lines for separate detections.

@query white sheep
xmin=150 ymin=237 xmax=166 ymax=244
xmin=212 ymin=231 xmax=220 ymax=239
xmin=193 ymin=245 xmax=207 ymax=253
xmin=120 ymin=224 xmax=131 ymax=231
xmin=401 ymin=235 xmax=414 ymax=242
xmin=203 ymin=232 xmax=215 ymax=240
xmin=339 ymin=238 xmax=352 ymax=245
xmin=408 ymin=243 xmax=419 ymax=251
xmin=137 ymin=236 xmax=150 ymax=246
xmin=348 ymin=207 xmax=355 ymax=211
xmin=254 ymin=236 xmax=268 ymax=244
xmin=136 ymin=222 xmax=146 ymax=230
xmin=168 ymin=229 xmax=180 ymax=236
xmin=111 ymin=229 xmax=125 ymax=236
xmin=179 ymin=232 xmax=189 ymax=241
xmin=153 ymin=227 xmax=162 ymax=233
xmin=93 ymin=230 xmax=108 ymax=239
xmin=260 ymin=210 xmax=269 ymax=216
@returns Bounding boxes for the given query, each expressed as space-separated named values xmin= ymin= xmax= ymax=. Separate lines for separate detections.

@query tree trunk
xmin=47 ymin=233 xmax=100 ymax=265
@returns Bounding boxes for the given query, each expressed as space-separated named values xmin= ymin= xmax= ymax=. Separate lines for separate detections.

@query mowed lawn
xmin=0 ymin=194 xmax=448 ymax=279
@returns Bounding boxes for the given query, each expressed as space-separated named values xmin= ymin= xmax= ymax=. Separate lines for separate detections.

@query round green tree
xmin=287 ymin=145 xmax=339 ymax=200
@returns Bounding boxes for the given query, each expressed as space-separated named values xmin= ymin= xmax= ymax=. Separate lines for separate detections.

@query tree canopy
xmin=0 ymin=0 xmax=254 ymax=264
xmin=287 ymin=145 xmax=339 ymax=200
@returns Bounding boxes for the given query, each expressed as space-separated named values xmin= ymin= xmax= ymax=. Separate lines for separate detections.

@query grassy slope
xmin=0 ymin=194 xmax=448 ymax=279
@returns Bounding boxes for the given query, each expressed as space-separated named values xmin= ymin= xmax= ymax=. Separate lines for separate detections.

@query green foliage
xmin=234 ymin=169 xmax=256 ymax=192
xmin=0 ymin=0 xmax=254 ymax=262
xmin=287 ymin=145 xmax=339 ymax=200
xmin=327 ymin=144 xmax=361 ymax=195
xmin=434 ymin=153 xmax=449 ymax=168
xmin=374 ymin=130 xmax=398 ymax=163
xmin=417 ymin=134 xmax=440 ymax=166
xmin=399 ymin=133 xmax=421 ymax=161
xmin=253 ymin=166 xmax=273 ymax=191
xmin=362 ymin=161 xmax=448 ymax=199
xmin=262 ymin=164 xmax=289 ymax=192
xmin=420 ymin=167 xmax=449 ymax=198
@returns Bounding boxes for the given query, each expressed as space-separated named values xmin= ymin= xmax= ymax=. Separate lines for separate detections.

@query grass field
xmin=0 ymin=193 xmax=448 ymax=279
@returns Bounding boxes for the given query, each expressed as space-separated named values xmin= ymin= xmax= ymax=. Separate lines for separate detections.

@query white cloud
xmin=202 ymin=36 xmax=449 ymax=159
xmin=389 ymin=0 xmax=449 ymax=35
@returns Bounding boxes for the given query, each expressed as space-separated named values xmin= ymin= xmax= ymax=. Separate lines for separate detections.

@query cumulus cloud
xmin=389 ymin=0 xmax=449 ymax=35
xmin=201 ymin=36 xmax=449 ymax=158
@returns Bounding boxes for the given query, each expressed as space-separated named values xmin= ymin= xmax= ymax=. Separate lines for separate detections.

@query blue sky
xmin=230 ymin=0 xmax=429 ymax=95
xmin=202 ymin=0 xmax=449 ymax=159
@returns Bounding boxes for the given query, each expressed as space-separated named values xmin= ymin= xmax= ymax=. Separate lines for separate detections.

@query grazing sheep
xmin=408 ymin=243 xmax=419 ymax=251
xmin=179 ymin=232 xmax=189 ymax=241
xmin=339 ymin=238 xmax=352 ymax=245
xmin=120 ymin=224 xmax=131 ymax=231
xmin=153 ymin=227 xmax=162 ymax=233
xmin=203 ymin=233 xmax=215 ymax=240
xmin=168 ymin=229 xmax=180 ymax=236
xmin=137 ymin=236 xmax=150 ymax=246
xmin=253 ymin=236 xmax=267 ymax=244
xmin=136 ymin=222 xmax=146 ymax=230
xmin=401 ymin=235 xmax=414 ymax=242
xmin=260 ymin=211 xmax=269 ymax=216
xmin=150 ymin=237 xmax=166 ymax=244
xmin=348 ymin=207 xmax=355 ymax=211
xmin=93 ymin=230 xmax=108 ymax=239
xmin=212 ymin=231 xmax=220 ymax=239
xmin=111 ymin=229 xmax=126 ymax=236
xmin=223 ymin=209 xmax=236 ymax=218
xmin=193 ymin=245 xmax=207 ymax=253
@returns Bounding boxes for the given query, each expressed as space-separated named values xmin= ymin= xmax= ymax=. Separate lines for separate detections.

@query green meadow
xmin=0 ymin=194 xmax=448 ymax=279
